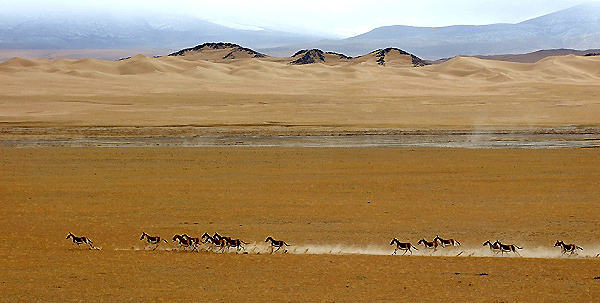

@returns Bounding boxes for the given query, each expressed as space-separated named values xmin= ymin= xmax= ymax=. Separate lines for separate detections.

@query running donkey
xmin=66 ymin=232 xmax=95 ymax=249
xmin=140 ymin=232 xmax=167 ymax=250
xmin=265 ymin=236 xmax=290 ymax=253
xmin=434 ymin=235 xmax=461 ymax=247
xmin=483 ymin=240 xmax=502 ymax=255
xmin=495 ymin=240 xmax=522 ymax=256
xmin=390 ymin=238 xmax=418 ymax=255
xmin=554 ymin=240 xmax=583 ymax=255
xmin=417 ymin=238 xmax=439 ymax=254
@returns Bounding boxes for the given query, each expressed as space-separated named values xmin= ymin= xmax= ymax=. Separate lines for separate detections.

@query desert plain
xmin=1 ymin=49 xmax=600 ymax=301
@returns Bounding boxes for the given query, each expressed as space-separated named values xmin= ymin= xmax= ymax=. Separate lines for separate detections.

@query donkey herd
xmin=67 ymin=232 xmax=596 ymax=257
xmin=392 ymin=236 xmax=590 ymax=257
xmin=68 ymin=231 xmax=290 ymax=254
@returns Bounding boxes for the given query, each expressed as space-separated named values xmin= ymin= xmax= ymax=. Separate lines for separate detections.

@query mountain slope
xmin=264 ymin=2 xmax=600 ymax=60
xmin=0 ymin=12 xmax=332 ymax=51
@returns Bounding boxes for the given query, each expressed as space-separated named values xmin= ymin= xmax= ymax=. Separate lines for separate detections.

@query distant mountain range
xmin=445 ymin=48 xmax=600 ymax=64
xmin=2 ymin=2 xmax=600 ymax=61
xmin=263 ymin=2 xmax=600 ymax=59
xmin=0 ymin=12 xmax=331 ymax=51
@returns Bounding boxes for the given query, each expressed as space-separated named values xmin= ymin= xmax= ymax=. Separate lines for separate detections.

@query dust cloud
xmin=114 ymin=243 xmax=600 ymax=259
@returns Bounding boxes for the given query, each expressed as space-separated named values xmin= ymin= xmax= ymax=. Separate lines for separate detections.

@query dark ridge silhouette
xmin=326 ymin=51 xmax=353 ymax=60
xmin=291 ymin=49 xmax=311 ymax=58
xmin=167 ymin=42 xmax=267 ymax=59
xmin=585 ymin=53 xmax=600 ymax=57
xmin=117 ymin=55 xmax=161 ymax=61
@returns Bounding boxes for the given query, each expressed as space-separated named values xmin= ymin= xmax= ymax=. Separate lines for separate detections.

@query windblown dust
xmin=293 ymin=244 xmax=599 ymax=259
xmin=116 ymin=243 xmax=599 ymax=259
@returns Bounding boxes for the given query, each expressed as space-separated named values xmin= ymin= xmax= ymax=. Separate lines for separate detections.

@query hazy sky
xmin=4 ymin=0 xmax=596 ymax=36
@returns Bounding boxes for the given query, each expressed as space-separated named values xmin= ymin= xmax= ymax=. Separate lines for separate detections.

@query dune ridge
xmin=2 ymin=51 xmax=600 ymax=81
xmin=1 ymin=47 xmax=600 ymax=129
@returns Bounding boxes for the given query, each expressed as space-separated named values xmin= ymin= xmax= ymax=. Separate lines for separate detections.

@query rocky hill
xmin=368 ymin=48 xmax=427 ymax=67
xmin=165 ymin=43 xmax=427 ymax=67
xmin=289 ymin=49 xmax=352 ymax=65
xmin=168 ymin=42 xmax=267 ymax=60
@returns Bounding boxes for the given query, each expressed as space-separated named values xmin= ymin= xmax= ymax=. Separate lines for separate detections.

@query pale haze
xmin=3 ymin=0 xmax=596 ymax=36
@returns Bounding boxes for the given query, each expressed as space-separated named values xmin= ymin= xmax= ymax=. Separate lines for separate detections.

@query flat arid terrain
xmin=1 ymin=48 xmax=600 ymax=301
xmin=1 ymin=148 xmax=600 ymax=301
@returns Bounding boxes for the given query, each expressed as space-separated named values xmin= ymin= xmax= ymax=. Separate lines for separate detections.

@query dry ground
xmin=1 ymin=147 xmax=599 ymax=302
xmin=1 ymin=53 xmax=600 ymax=301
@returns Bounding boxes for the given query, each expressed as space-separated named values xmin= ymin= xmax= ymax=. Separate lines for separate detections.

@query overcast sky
xmin=4 ymin=0 xmax=596 ymax=36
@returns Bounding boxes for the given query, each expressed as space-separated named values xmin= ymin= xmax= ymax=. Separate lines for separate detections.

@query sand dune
xmin=426 ymin=55 xmax=600 ymax=82
xmin=1 ymin=51 xmax=599 ymax=128
xmin=2 ymin=51 xmax=599 ymax=80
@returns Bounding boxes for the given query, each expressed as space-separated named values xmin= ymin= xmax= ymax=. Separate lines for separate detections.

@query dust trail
xmin=112 ymin=244 xmax=600 ymax=259
xmin=289 ymin=244 xmax=391 ymax=256
xmin=292 ymin=244 xmax=600 ymax=259
xmin=256 ymin=243 xmax=600 ymax=259
xmin=114 ymin=246 xmax=188 ymax=252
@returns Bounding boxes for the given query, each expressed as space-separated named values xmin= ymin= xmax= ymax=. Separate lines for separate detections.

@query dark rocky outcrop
xmin=289 ymin=49 xmax=352 ymax=65
xmin=168 ymin=42 xmax=267 ymax=59
xmin=289 ymin=49 xmax=326 ymax=64
xmin=166 ymin=43 xmax=425 ymax=67
xmin=372 ymin=48 xmax=427 ymax=67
